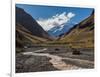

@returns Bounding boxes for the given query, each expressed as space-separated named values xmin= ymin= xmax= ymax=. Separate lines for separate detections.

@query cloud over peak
xmin=37 ymin=12 xmax=75 ymax=31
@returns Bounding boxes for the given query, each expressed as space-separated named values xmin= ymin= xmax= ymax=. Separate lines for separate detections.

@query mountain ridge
xmin=48 ymin=23 xmax=75 ymax=37
xmin=58 ymin=10 xmax=94 ymax=48
xmin=16 ymin=7 xmax=53 ymax=40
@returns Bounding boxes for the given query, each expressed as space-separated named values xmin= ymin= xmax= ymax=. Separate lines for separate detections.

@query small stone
xmin=72 ymin=48 xmax=81 ymax=55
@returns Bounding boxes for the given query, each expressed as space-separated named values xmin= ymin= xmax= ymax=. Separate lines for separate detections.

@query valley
xmin=15 ymin=5 xmax=94 ymax=73
xmin=16 ymin=46 xmax=94 ymax=73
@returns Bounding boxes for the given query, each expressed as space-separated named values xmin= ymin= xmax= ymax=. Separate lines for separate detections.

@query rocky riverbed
xmin=16 ymin=46 xmax=94 ymax=73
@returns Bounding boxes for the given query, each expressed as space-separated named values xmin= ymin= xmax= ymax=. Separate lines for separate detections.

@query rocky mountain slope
xmin=16 ymin=23 xmax=49 ymax=47
xmin=16 ymin=7 xmax=54 ymax=48
xmin=16 ymin=7 xmax=52 ymax=40
xmin=59 ymin=10 xmax=94 ymax=48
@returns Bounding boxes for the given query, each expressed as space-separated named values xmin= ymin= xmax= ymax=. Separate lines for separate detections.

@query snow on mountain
xmin=37 ymin=12 xmax=75 ymax=31
xmin=48 ymin=23 xmax=75 ymax=37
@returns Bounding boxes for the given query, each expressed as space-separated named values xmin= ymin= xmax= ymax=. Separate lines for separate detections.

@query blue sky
xmin=16 ymin=4 xmax=94 ymax=31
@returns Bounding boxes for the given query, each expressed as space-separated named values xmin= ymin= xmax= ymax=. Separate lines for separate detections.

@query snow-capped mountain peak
xmin=48 ymin=23 xmax=75 ymax=37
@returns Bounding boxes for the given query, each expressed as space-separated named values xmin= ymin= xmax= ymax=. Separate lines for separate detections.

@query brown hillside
xmin=60 ymin=10 xmax=94 ymax=48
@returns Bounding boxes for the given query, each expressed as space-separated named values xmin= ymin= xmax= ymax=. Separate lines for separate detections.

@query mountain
xmin=16 ymin=7 xmax=52 ymax=40
xmin=59 ymin=10 xmax=94 ymax=48
xmin=16 ymin=23 xmax=50 ymax=47
xmin=48 ymin=23 xmax=75 ymax=37
xmin=16 ymin=7 xmax=54 ymax=48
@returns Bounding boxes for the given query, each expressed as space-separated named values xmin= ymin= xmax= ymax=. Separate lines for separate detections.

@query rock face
xmin=16 ymin=7 xmax=52 ymax=40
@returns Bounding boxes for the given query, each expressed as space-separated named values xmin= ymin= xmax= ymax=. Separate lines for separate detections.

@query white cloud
xmin=67 ymin=12 xmax=75 ymax=18
xmin=37 ymin=12 xmax=75 ymax=31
